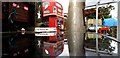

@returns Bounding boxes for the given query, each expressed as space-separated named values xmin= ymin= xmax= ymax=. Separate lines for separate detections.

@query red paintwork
xmin=99 ymin=27 xmax=110 ymax=34
xmin=42 ymin=0 xmax=63 ymax=16
xmin=48 ymin=16 xmax=64 ymax=42
xmin=43 ymin=41 xmax=64 ymax=56
xmin=41 ymin=0 xmax=64 ymax=42
xmin=84 ymin=9 xmax=100 ymax=16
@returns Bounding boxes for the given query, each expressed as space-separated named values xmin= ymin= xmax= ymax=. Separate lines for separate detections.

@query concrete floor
xmin=57 ymin=42 xmax=118 ymax=57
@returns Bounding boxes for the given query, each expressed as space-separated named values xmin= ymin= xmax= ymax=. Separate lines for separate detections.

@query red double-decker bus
xmin=42 ymin=0 xmax=63 ymax=16
xmin=35 ymin=0 xmax=65 ymax=42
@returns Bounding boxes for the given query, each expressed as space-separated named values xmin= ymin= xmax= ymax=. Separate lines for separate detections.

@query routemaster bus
xmin=35 ymin=0 xmax=65 ymax=42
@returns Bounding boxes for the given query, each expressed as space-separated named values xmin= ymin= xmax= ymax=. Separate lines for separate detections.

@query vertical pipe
xmin=66 ymin=0 xmax=85 ymax=56
xmin=0 ymin=2 xmax=2 ymax=58
xmin=117 ymin=1 xmax=120 ymax=57
xmin=95 ymin=2 xmax=99 ymax=56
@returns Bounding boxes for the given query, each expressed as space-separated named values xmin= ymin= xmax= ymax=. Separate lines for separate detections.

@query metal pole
xmin=117 ymin=1 xmax=120 ymax=57
xmin=66 ymin=0 xmax=85 ymax=56
xmin=85 ymin=1 xmax=117 ymax=8
xmin=95 ymin=2 xmax=99 ymax=56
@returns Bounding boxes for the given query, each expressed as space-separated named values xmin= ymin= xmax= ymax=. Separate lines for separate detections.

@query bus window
xmin=58 ymin=18 xmax=63 ymax=25
xmin=44 ymin=10 xmax=50 ymax=13
xmin=43 ymin=2 xmax=50 ymax=9
xmin=53 ymin=6 xmax=57 ymax=13
xmin=56 ymin=3 xmax=61 ymax=8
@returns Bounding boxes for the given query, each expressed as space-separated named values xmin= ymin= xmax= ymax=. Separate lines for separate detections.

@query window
xmin=53 ymin=6 xmax=57 ymax=13
xmin=43 ymin=2 xmax=50 ymax=9
xmin=58 ymin=8 xmax=62 ymax=12
xmin=44 ymin=10 xmax=50 ymax=13
xmin=56 ymin=3 xmax=61 ymax=8
xmin=58 ymin=8 xmax=62 ymax=14
xmin=58 ymin=18 xmax=63 ymax=24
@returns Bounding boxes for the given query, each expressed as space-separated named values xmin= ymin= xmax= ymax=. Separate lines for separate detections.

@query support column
xmin=66 ymin=0 xmax=85 ymax=56
xmin=95 ymin=2 xmax=99 ymax=56
xmin=118 ymin=1 xmax=120 ymax=57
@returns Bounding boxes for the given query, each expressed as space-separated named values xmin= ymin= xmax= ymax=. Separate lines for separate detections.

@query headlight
xmin=44 ymin=10 xmax=50 ymax=13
